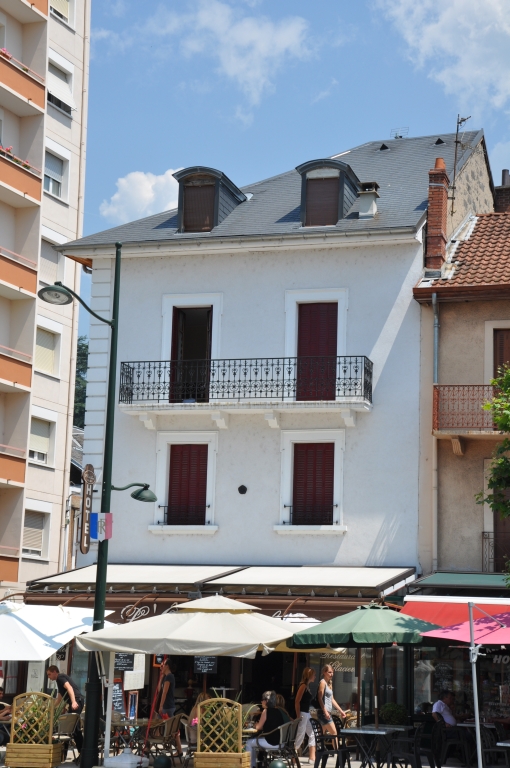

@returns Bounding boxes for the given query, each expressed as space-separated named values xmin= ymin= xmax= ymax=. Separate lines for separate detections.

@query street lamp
xmin=38 ymin=242 xmax=157 ymax=768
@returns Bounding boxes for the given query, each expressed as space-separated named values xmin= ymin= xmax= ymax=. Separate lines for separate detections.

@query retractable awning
xmin=402 ymin=596 xmax=510 ymax=627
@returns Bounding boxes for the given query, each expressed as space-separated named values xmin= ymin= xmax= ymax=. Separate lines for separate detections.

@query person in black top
xmin=158 ymin=661 xmax=182 ymax=754
xmin=47 ymin=665 xmax=84 ymax=758
xmin=295 ymin=667 xmax=316 ymax=763
xmin=246 ymin=691 xmax=285 ymax=768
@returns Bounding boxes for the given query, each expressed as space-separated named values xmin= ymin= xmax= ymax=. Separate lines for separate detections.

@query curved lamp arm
xmin=54 ymin=281 xmax=114 ymax=327
xmin=111 ymin=483 xmax=149 ymax=492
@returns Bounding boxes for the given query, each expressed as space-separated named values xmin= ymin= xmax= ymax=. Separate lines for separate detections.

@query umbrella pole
xmin=291 ymin=652 xmax=298 ymax=695
xmin=469 ymin=602 xmax=483 ymax=768
xmin=104 ymin=652 xmax=115 ymax=759
xmin=373 ymin=646 xmax=379 ymax=728
xmin=356 ymin=648 xmax=361 ymax=729
xmin=203 ymin=673 xmax=207 ymax=694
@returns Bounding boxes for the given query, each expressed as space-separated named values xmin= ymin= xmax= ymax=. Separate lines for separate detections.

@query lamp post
xmin=38 ymin=242 xmax=156 ymax=768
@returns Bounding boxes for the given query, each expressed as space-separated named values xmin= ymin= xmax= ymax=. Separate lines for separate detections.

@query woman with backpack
xmin=317 ymin=665 xmax=347 ymax=736
xmin=294 ymin=668 xmax=316 ymax=763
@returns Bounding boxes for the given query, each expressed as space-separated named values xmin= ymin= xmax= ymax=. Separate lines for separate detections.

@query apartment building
xmin=34 ymin=131 xmax=492 ymax=613
xmin=414 ymin=170 xmax=510 ymax=573
xmin=0 ymin=0 xmax=90 ymax=596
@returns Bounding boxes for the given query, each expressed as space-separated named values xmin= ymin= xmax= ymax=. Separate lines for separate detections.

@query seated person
xmin=432 ymin=690 xmax=466 ymax=727
xmin=275 ymin=694 xmax=292 ymax=723
xmin=246 ymin=691 xmax=285 ymax=768
xmin=188 ymin=692 xmax=211 ymax=743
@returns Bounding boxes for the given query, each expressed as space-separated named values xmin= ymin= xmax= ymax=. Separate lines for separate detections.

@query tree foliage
xmin=475 ymin=366 xmax=510 ymax=517
xmin=73 ymin=335 xmax=88 ymax=429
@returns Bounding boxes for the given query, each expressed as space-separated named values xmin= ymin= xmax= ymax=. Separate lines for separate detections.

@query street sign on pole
xmin=80 ymin=464 xmax=96 ymax=554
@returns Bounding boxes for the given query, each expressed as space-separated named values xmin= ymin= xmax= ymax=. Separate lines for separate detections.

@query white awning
xmin=31 ymin=564 xmax=244 ymax=587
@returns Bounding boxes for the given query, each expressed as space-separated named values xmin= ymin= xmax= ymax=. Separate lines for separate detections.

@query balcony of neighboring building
xmin=433 ymin=384 xmax=502 ymax=440
xmin=0 ymin=344 xmax=32 ymax=391
xmin=0 ymin=442 xmax=26 ymax=486
xmin=0 ymin=0 xmax=47 ymax=22
xmin=0 ymin=246 xmax=37 ymax=297
xmin=119 ymin=356 xmax=373 ymax=422
xmin=0 ymin=49 xmax=45 ymax=116
xmin=0 ymin=145 xmax=42 ymax=206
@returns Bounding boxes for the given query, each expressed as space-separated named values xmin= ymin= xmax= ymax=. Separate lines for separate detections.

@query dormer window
xmin=173 ymin=166 xmax=246 ymax=233
xmin=296 ymin=159 xmax=360 ymax=227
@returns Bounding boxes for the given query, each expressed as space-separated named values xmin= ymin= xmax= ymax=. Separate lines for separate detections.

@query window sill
xmin=47 ymin=101 xmax=73 ymax=120
xmin=273 ymin=524 xmax=347 ymax=535
xmin=21 ymin=554 xmax=48 ymax=562
xmin=28 ymin=461 xmax=54 ymax=469
xmin=43 ymin=190 xmax=69 ymax=206
xmin=148 ymin=524 xmax=218 ymax=536
xmin=34 ymin=368 xmax=60 ymax=381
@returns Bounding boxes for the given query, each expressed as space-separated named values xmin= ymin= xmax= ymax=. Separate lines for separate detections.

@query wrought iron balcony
xmin=433 ymin=385 xmax=496 ymax=431
xmin=283 ymin=504 xmax=338 ymax=526
xmin=482 ymin=532 xmax=510 ymax=572
xmin=120 ymin=356 xmax=373 ymax=405
xmin=157 ymin=505 xmax=210 ymax=526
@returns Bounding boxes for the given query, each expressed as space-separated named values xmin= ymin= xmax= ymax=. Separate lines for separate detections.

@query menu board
xmin=434 ymin=661 xmax=454 ymax=692
xmin=194 ymin=656 xmax=217 ymax=674
xmin=115 ymin=653 xmax=135 ymax=672
xmin=112 ymin=679 xmax=126 ymax=714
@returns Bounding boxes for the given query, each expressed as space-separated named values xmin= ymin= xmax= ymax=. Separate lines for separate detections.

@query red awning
xmin=401 ymin=600 xmax=510 ymax=627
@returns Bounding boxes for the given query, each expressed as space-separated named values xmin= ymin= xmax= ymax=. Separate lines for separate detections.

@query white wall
xmin=79 ymin=236 xmax=425 ymax=570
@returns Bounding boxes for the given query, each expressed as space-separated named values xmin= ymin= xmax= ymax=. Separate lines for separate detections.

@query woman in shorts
xmin=317 ymin=665 xmax=347 ymax=736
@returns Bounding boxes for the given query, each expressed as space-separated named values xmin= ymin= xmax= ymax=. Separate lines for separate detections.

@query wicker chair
xmin=183 ymin=722 xmax=197 ymax=768
xmin=54 ymin=713 xmax=80 ymax=762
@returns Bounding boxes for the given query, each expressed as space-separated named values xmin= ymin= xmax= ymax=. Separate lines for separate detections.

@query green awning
xmin=289 ymin=604 xmax=440 ymax=648
xmin=413 ymin=572 xmax=508 ymax=590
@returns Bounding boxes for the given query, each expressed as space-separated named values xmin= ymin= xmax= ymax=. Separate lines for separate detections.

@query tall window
xmin=494 ymin=329 xmax=510 ymax=377
xmin=47 ymin=62 xmax=73 ymax=115
xmin=292 ymin=443 xmax=335 ymax=525
xmin=39 ymin=240 xmax=59 ymax=285
xmin=44 ymin=152 xmax=63 ymax=198
xmin=35 ymin=328 xmax=56 ymax=374
xmin=170 ymin=306 xmax=213 ymax=402
xmin=305 ymin=177 xmax=339 ymax=226
xmin=167 ymin=444 xmax=208 ymax=524
xmin=50 ymin=0 xmax=69 ymax=22
xmin=29 ymin=418 xmax=50 ymax=464
xmin=296 ymin=302 xmax=338 ymax=400
xmin=183 ymin=181 xmax=215 ymax=232
xmin=22 ymin=511 xmax=45 ymax=557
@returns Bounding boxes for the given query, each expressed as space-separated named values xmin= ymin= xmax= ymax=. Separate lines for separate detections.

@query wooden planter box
xmin=196 ymin=752 xmax=251 ymax=768
xmin=5 ymin=742 xmax=63 ymax=768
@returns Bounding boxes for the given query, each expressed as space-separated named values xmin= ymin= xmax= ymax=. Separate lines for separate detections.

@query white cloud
xmin=99 ymin=169 xmax=180 ymax=225
xmin=312 ymin=78 xmax=338 ymax=104
xmin=97 ymin=0 xmax=309 ymax=107
xmin=378 ymin=0 xmax=510 ymax=114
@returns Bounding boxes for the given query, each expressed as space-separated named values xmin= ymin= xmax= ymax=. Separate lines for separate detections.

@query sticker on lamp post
xmin=90 ymin=511 xmax=113 ymax=541
xmin=80 ymin=464 xmax=96 ymax=554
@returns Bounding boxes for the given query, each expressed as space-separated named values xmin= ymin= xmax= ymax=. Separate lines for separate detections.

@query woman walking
xmin=317 ymin=665 xmax=346 ymax=736
xmin=294 ymin=667 xmax=316 ymax=763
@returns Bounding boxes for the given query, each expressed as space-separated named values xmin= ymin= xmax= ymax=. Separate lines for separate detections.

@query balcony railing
xmin=433 ymin=385 xmax=495 ymax=431
xmin=283 ymin=505 xmax=338 ymax=526
xmin=0 ymin=246 xmax=36 ymax=270
xmin=157 ymin=505 xmax=210 ymax=526
xmin=120 ymin=356 xmax=373 ymax=405
xmin=482 ymin=532 xmax=510 ymax=572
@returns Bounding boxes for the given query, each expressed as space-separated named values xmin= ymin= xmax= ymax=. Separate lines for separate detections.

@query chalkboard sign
xmin=112 ymin=679 xmax=126 ymax=714
xmin=194 ymin=656 xmax=217 ymax=674
xmin=115 ymin=653 xmax=135 ymax=672
xmin=433 ymin=662 xmax=453 ymax=692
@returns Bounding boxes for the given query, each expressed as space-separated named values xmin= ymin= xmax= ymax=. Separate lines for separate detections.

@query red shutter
xmin=305 ymin=177 xmax=339 ymax=226
xmin=296 ymin=303 xmax=337 ymax=400
xmin=292 ymin=443 xmax=334 ymax=525
xmin=183 ymin=185 xmax=215 ymax=232
xmin=494 ymin=329 xmax=510 ymax=377
xmin=168 ymin=444 xmax=208 ymax=524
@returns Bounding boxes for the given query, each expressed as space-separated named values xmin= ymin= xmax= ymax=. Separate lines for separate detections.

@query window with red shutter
xmin=167 ymin=444 xmax=208 ymax=524
xmin=296 ymin=302 xmax=337 ymax=400
xmin=183 ymin=183 xmax=215 ymax=232
xmin=494 ymin=329 xmax=510 ymax=377
xmin=305 ymin=177 xmax=339 ymax=226
xmin=292 ymin=443 xmax=334 ymax=525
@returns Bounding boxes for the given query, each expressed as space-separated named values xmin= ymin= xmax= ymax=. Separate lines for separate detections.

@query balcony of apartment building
xmin=432 ymin=384 xmax=501 ymax=443
xmin=119 ymin=355 xmax=373 ymax=424
xmin=0 ymin=0 xmax=48 ymax=22
xmin=0 ymin=48 xmax=45 ymax=116
xmin=0 ymin=442 xmax=25 ymax=487
xmin=0 ymin=245 xmax=37 ymax=298
xmin=0 ymin=144 xmax=42 ymax=206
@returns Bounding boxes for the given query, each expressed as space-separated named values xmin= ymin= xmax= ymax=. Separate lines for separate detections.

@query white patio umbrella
xmin=76 ymin=594 xmax=294 ymax=658
xmin=0 ymin=601 xmax=114 ymax=661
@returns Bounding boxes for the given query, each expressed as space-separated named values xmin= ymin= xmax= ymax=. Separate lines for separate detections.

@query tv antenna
xmin=390 ymin=127 xmax=409 ymax=139
xmin=450 ymin=114 xmax=471 ymax=216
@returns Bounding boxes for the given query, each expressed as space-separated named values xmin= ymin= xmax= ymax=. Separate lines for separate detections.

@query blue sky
xmin=78 ymin=0 xmax=510 ymax=334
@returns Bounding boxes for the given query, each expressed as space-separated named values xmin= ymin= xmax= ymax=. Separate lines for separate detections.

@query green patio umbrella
xmin=289 ymin=604 xmax=441 ymax=726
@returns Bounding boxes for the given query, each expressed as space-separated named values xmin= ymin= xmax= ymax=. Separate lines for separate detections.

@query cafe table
xmin=346 ymin=725 xmax=412 ymax=768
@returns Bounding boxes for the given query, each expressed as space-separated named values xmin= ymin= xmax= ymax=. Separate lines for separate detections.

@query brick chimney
xmin=495 ymin=169 xmax=510 ymax=213
xmin=425 ymin=157 xmax=450 ymax=270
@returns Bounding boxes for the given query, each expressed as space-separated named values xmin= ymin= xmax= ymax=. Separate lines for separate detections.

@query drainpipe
xmin=432 ymin=293 xmax=439 ymax=572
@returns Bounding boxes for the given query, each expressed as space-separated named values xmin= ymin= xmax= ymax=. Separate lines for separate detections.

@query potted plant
xmin=379 ymin=702 xmax=409 ymax=726
xmin=5 ymin=692 xmax=66 ymax=768
xmin=196 ymin=698 xmax=250 ymax=768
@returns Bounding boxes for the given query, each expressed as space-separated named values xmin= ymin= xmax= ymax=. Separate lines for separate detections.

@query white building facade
xmin=62 ymin=132 xmax=493 ymax=580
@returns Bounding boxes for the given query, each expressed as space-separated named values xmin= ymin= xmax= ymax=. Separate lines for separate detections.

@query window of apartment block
xmin=29 ymin=418 xmax=50 ymax=464
xmin=47 ymin=56 xmax=75 ymax=116
xmin=39 ymin=240 xmax=59 ymax=286
xmin=50 ymin=0 xmax=70 ymax=22
xmin=183 ymin=180 xmax=216 ymax=232
xmin=296 ymin=302 xmax=338 ymax=400
xmin=35 ymin=328 xmax=56 ymax=374
xmin=305 ymin=176 xmax=340 ymax=226
xmin=292 ymin=442 xmax=335 ymax=525
xmin=44 ymin=152 xmax=64 ymax=198
xmin=22 ymin=511 xmax=45 ymax=557
xmin=494 ymin=329 xmax=510 ymax=377
xmin=167 ymin=444 xmax=208 ymax=524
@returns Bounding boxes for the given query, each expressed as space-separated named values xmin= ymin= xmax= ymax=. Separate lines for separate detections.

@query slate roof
xmin=63 ymin=131 xmax=484 ymax=251
xmin=414 ymin=213 xmax=510 ymax=301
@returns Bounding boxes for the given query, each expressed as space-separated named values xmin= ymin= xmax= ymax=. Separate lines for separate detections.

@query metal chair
xmin=480 ymin=723 xmax=510 ymax=768
xmin=388 ymin=724 xmax=436 ymax=768
xmin=282 ymin=718 xmax=301 ymax=768
xmin=310 ymin=716 xmax=351 ymax=768
xmin=430 ymin=715 xmax=469 ymax=768
xmin=254 ymin=722 xmax=292 ymax=768
xmin=54 ymin=713 xmax=80 ymax=762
